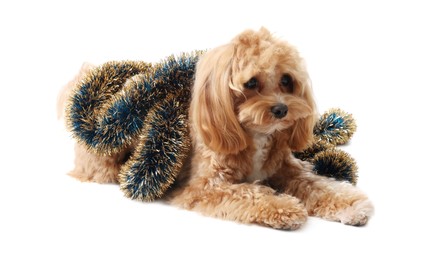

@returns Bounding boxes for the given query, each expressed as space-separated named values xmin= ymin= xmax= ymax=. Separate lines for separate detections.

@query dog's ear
xmin=190 ymin=45 xmax=248 ymax=154
xmin=289 ymin=115 xmax=315 ymax=151
xmin=288 ymin=78 xmax=317 ymax=151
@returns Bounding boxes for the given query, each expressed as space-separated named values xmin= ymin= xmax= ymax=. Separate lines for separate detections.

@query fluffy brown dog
xmin=63 ymin=28 xmax=373 ymax=230
xmin=169 ymin=28 xmax=373 ymax=229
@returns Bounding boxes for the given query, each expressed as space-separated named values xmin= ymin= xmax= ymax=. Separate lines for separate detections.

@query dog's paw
xmin=257 ymin=195 xmax=308 ymax=230
xmin=335 ymin=199 xmax=374 ymax=226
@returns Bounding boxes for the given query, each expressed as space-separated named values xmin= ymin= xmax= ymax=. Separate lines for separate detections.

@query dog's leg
xmin=69 ymin=143 xmax=126 ymax=184
xmin=170 ymin=179 xmax=308 ymax=230
xmin=268 ymin=158 xmax=373 ymax=226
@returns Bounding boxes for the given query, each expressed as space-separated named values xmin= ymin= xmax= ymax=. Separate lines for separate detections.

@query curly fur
xmin=169 ymin=28 xmax=373 ymax=229
xmin=62 ymin=28 xmax=373 ymax=229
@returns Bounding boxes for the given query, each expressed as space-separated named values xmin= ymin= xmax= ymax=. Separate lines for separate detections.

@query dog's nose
xmin=271 ymin=104 xmax=288 ymax=119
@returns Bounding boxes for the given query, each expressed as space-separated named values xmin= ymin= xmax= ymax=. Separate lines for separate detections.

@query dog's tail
xmin=56 ymin=63 xmax=94 ymax=120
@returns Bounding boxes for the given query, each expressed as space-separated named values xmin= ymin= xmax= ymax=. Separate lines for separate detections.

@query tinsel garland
xmin=67 ymin=52 xmax=201 ymax=201
xmin=314 ymin=108 xmax=357 ymax=145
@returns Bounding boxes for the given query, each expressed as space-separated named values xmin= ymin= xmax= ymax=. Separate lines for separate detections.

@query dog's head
xmin=190 ymin=28 xmax=317 ymax=154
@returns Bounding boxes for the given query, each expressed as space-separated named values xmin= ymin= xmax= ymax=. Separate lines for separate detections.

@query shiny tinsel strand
xmin=119 ymin=92 xmax=191 ymax=201
xmin=313 ymin=149 xmax=358 ymax=184
xmin=67 ymin=52 xmax=202 ymax=200
xmin=314 ymin=108 xmax=357 ymax=146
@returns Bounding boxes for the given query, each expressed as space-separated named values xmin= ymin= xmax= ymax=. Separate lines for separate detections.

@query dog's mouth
xmin=238 ymin=98 xmax=312 ymax=135
xmin=238 ymin=107 xmax=293 ymax=135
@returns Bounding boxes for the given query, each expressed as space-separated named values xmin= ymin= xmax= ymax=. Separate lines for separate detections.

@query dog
xmin=169 ymin=28 xmax=373 ymax=229
xmin=62 ymin=28 xmax=373 ymax=230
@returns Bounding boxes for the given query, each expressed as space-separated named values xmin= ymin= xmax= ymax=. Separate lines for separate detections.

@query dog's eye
xmin=244 ymin=77 xmax=258 ymax=90
xmin=280 ymin=74 xmax=294 ymax=93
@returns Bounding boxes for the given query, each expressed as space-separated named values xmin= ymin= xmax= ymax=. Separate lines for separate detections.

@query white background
xmin=1 ymin=0 xmax=429 ymax=259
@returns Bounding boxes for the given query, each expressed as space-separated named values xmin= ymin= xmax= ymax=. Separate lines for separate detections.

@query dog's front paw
xmin=256 ymin=195 xmax=308 ymax=230
xmin=335 ymin=199 xmax=374 ymax=226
